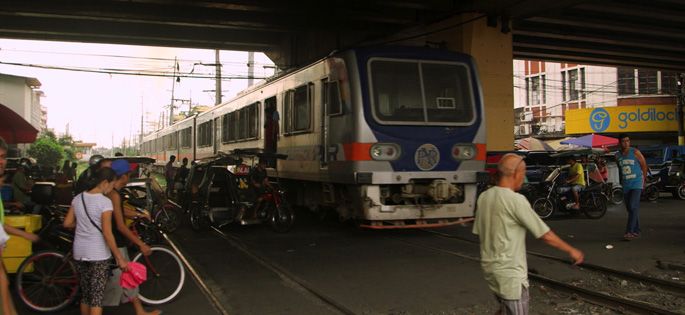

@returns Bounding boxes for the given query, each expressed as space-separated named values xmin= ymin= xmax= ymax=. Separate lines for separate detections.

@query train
xmin=141 ymin=46 xmax=487 ymax=228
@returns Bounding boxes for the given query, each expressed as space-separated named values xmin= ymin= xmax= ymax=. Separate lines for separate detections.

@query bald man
xmin=473 ymin=153 xmax=584 ymax=315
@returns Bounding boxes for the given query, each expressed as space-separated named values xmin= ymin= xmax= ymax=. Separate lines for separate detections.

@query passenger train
xmin=141 ymin=46 xmax=487 ymax=228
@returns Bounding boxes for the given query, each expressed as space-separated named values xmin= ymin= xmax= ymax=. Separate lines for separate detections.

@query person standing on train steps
xmin=165 ymin=155 xmax=176 ymax=197
xmin=616 ymin=133 xmax=648 ymax=240
xmin=473 ymin=153 xmax=584 ymax=315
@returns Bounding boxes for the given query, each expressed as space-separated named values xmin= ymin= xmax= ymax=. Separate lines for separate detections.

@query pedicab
xmin=187 ymin=149 xmax=294 ymax=233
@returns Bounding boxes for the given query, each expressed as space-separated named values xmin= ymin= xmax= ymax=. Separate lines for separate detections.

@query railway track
xmin=410 ymin=229 xmax=685 ymax=315
xmin=209 ymin=227 xmax=358 ymax=315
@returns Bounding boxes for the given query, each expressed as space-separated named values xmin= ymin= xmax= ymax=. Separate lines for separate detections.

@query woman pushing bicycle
xmin=64 ymin=167 xmax=129 ymax=315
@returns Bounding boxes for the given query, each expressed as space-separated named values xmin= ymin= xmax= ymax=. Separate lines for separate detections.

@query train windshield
xmin=368 ymin=58 xmax=475 ymax=125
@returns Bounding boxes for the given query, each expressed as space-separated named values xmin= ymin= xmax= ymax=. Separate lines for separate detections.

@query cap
xmin=111 ymin=159 xmax=131 ymax=176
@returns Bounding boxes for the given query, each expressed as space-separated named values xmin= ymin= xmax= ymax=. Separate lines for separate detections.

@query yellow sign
xmin=565 ymin=105 xmax=678 ymax=134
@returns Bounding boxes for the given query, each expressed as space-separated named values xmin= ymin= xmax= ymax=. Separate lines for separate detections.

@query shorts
xmin=495 ymin=285 xmax=529 ymax=315
xmin=74 ymin=259 xmax=111 ymax=307
xmin=103 ymin=247 xmax=139 ymax=306
xmin=558 ymin=185 xmax=583 ymax=194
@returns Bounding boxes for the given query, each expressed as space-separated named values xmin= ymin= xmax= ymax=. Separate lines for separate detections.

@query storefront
xmin=565 ymin=105 xmax=679 ymax=145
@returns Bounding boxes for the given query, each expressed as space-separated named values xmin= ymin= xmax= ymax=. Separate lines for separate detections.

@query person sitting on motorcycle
xmin=249 ymin=159 xmax=272 ymax=217
xmin=559 ymin=156 xmax=586 ymax=210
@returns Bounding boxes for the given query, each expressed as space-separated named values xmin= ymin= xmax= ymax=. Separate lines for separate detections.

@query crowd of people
xmin=0 ymin=140 xmax=160 ymax=315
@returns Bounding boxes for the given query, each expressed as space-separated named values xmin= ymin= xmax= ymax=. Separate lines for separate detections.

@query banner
xmin=565 ymin=105 xmax=678 ymax=134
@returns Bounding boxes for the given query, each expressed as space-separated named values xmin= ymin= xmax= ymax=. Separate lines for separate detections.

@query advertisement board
xmin=565 ymin=105 xmax=678 ymax=134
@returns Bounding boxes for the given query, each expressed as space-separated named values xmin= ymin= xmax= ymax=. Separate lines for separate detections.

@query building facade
xmin=514 ymin=60 xmax=678 ymax=139
xmin=0 ymin=73 xmax=45 ymax=131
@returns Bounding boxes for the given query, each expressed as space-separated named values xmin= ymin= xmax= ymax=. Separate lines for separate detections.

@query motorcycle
xmin=641 ymin=174 xmax=660 ymax=202
xmin=654 ymin=159 xmax=685 ymax=200
xmin=188 ymin=150 xmax=295 ymax=233
xmin=531 ymin=166 xmax=608 ymax=220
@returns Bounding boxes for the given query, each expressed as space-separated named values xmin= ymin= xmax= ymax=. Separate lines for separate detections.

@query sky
xmin=0 ymin=39 xmax=275 ymax=148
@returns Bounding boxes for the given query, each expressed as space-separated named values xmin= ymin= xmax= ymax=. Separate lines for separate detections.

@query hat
xmin=111 ymin=159 xmax=132 ymax=176
xmin=120 ymin=261 xmax=147 ymax=289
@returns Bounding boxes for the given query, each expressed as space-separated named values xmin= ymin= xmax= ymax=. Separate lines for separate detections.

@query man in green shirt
xmin=473 ymin=153 xmax=584 ymax=315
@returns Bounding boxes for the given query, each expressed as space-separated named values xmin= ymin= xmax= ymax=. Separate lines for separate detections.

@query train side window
xmin=324 ymin=80 xmax=343 ymax=116
xmin=221 ymin=113 xmax=230 ymax=143
xmin=181 ymin=127 xmax=192 ymax=148
xmin=284 ymin=90 xmax=293 ymax=134
xmin=197 ymin=120 xmax=213 ymax=147
xmin=284 ymin=84 xmax=312 ymax=135
xmin=246 ymin=102 xmax=259 ymax=139
xmin=230 ymin=112 xmax=238 ymax=141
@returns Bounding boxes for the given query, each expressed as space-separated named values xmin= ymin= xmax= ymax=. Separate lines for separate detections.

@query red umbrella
xmin=0 ymin=103 xmax=39 ymax=144
xmin=560 ymin=133 xmax=618 ymax=148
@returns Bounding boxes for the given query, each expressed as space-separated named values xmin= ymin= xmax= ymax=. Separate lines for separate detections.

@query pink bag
xmin=120 ymin=261 xmax=147 ymax=289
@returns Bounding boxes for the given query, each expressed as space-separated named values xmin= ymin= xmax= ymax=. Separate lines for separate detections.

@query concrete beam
xmin=419 ymin=14 xmax=515 ymax=151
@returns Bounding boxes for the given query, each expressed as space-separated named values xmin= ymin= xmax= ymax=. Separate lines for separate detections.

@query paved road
xmin=14 ymin=245 xmax=221 ymax=315
xmin=14 ymin=194 xmax=685 ymax=314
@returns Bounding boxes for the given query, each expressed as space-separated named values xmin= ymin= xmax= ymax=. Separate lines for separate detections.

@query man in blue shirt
xmin=616 ymin=134 xmax=649 ymax=240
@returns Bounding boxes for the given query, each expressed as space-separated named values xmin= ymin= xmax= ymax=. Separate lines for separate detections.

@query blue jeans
xmin=624 ymin=189 xmax=642 ymax=234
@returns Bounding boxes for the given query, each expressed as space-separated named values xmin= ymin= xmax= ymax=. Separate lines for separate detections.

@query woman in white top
xmin=64 ymin=167 xmax=128 ymax=315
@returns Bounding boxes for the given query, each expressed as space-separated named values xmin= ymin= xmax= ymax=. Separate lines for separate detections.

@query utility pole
xmin=139 ymin=97 xmax=144 ymax=148
xmin=170 ymin=57 xmax=178 ymax=126
xmin=678 ymin=73 xmax=685 ymax=145
xmin=215 ymin=50 xmax=222 ymax=105
xmin=247 ymin=51 xmax=254 ymax=87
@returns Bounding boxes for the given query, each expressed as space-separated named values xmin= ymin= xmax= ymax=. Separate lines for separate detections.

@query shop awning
xmin=0 ymin=103 xmax=38 ymax=144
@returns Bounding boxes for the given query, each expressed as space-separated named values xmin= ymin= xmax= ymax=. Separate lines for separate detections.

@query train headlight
xmin=452 ymin=144 xmax=476 ymax=160
xmin=370 ymin=143 xmax=401 ymax=161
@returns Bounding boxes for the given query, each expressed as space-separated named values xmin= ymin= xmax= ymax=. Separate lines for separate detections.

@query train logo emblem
xmin=590 ymin=108 xmax=610 ymax=132
xmin=415 ymin=144 xmax=440 ymax=171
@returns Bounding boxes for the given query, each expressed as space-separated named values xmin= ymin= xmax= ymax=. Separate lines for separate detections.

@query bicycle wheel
xmin=15 ymin=251 xmax=79 ymax=312
xmin=155 ymin=204 xmax=181 ymax=233
xmin=532 ymin=198 xmax=555 ymax=220
xmin=132 ymin=246 xmax=185 ymax=305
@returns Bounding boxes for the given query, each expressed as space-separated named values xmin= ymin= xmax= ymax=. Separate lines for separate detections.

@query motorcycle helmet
xmin=89 ymin=154 xmax=104 ymax=166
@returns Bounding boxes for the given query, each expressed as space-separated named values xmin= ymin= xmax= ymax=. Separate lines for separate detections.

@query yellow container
xmin=3 ymin=214 xmax=42 ymax=273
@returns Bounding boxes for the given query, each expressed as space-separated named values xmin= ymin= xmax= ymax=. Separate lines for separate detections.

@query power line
xmin=0 ymin=60 xmax=269 ymax=80
xmin=0 ymin=47 xmax=275 ymax=67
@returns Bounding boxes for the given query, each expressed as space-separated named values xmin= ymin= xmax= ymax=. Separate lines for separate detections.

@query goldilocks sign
xmin=565 ymin=105 xmax=678 ymax=134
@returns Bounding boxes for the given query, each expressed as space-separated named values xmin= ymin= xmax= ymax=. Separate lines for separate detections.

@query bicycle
xmin=15 ymin=204 xmax=186 ymax=312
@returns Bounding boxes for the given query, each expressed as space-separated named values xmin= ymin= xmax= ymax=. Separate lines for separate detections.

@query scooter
xmin=531 ymin=167 xmax=608 ymax=220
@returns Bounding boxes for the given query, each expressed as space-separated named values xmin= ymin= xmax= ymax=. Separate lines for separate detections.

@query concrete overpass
xmin=1 ymin=0 xmax=684 ymax=149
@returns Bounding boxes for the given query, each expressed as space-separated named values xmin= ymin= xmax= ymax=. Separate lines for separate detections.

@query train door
xmin=321 ymin=79 xmax=343 ymax=168
xmin=263 ymin=96 xmax=278 ymax=156
xmin=213 ymin=117 xmax=220 ymax=155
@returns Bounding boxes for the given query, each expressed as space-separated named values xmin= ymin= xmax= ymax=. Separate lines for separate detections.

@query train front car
xmin=337 ymin=47 xmax=486 ymax=228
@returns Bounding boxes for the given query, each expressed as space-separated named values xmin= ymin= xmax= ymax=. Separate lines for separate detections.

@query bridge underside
xmin=1 ymin=1 xmax=684 ymax=71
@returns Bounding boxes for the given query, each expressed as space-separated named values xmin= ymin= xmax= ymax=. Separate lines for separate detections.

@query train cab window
xmin=324 ymin=80 xmax=343 ymax=116
xmin=369 ymin=59 xmax=475 ymax=125
xmin=422 ymin=63 xmax=474 ymax=124
xmin=284 ymin=84 xmax=312 ymax=134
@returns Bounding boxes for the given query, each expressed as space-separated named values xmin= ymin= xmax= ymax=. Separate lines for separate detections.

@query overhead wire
xmin=0 ymin=60 xmax=270 ymax=80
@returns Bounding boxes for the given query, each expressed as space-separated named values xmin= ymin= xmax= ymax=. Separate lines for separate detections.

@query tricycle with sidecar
xmin=185 ymin=150 xmax=294 ymax=233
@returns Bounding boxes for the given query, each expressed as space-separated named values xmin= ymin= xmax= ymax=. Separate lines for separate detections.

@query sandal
xmin=623 ymin=233 xmax=636 ymax=240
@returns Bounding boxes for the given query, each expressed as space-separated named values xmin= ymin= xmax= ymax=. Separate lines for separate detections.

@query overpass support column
xmin=427 ymin=14 xmax=514 ymax=151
